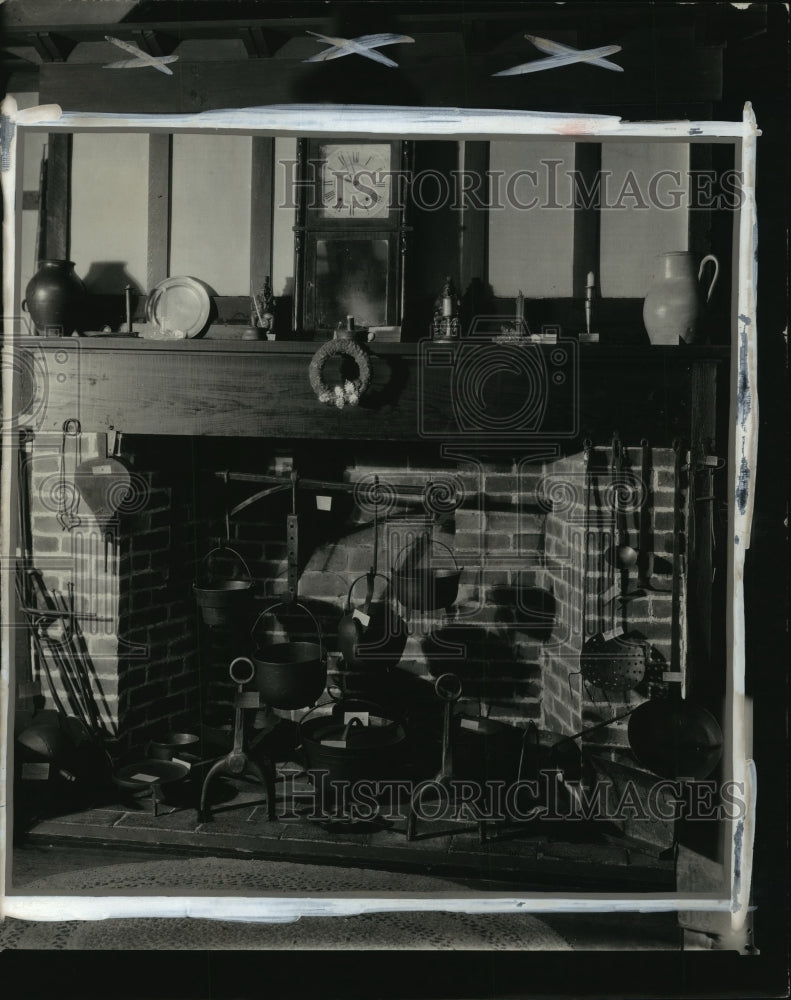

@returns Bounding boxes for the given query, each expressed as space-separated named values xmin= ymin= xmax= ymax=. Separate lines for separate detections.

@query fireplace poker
xmin=53 ymin=588 xmax=101 ymax=734
xmin=65 ymin=581 xmax=109 ymax=734
xmin=26 ymin=570 xmax=90 ymax=726
xmin=15 ymin=575 xmax=69 ymax=720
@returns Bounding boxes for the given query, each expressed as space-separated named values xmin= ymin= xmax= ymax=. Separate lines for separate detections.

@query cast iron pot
xmin=193 ymin=546 xmax=253 ymax=627
xmin=299 ymin=701 xmax=407 ymax=796
xmin=391 ymin=540 xmax=463 ymax=612
xmin=251 ymin=601 xmax=327 ymax=710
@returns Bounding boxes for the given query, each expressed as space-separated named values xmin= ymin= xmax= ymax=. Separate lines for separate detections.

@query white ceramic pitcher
xmin=643 ymin=251 xmax=719 ymax=345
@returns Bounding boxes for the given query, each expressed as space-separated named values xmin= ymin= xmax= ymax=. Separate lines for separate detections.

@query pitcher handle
xmin=698 ymin=254 xmax=719 ymax=304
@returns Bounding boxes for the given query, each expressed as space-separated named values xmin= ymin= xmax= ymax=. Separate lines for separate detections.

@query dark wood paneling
xmin=459 ymin=141 xmax=489 ymax=310
xmin=38 ymin=33 xmax=722 ymax=115
xmin=250 ymin=136 xmax=275 ymax=298
xmin=44 ymin=133 xmax=71 ymax=260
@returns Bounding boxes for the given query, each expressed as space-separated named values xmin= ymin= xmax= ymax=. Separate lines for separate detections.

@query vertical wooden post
xmin=292 ymin=137 xmax=308 ymax=332
xmin=459 ymin=141 xmax=489 ymax=296
xmin=250 ymin=136 xmax=275 ymax=301
xmin=147 ymin=133 xmax=172 ymax=292
xmin=688 ymin=143 xmax=713 ymax=257
xmin=45 ymin=133 xmax=71 ymax=260
xmin=571 ymin=142 xmax=602 ymax=300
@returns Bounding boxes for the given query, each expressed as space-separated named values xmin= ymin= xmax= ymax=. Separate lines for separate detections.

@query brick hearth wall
xmin=541 ymin=446 xmax=681 ymax=753
xmin=200 ymin=447 xmax=549 ymax=729
xmin=25 ymin=433 xmax=202 ymax=760
xmin=115 ymin=444 xmax=202 ymax=759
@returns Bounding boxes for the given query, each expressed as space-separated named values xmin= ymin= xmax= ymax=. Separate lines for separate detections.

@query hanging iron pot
xmin=391 ymin=539 xmax=463 ymax=612
xmin=251 ymin=601 xmax=327 ymax=710
xmin=193 ymin=545 xmax=253 ymax=627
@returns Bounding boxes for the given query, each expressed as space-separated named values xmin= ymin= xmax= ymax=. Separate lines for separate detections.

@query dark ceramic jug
xmin=22 ymin=259 xmax=86 ymax=336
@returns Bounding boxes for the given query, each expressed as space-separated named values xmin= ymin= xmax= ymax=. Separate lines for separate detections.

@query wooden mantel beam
xmin=19 ymin=339 xmax=727 ymax=444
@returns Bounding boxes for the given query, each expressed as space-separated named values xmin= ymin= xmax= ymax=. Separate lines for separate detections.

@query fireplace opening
xmin=13 ymin=421 xmax=723 ymax=872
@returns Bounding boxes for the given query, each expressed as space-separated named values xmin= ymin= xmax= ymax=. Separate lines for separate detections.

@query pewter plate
xmin=145 ymin=276 xmax=212 ymax=338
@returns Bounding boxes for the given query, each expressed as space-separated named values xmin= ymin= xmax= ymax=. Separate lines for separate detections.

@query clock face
xmin=319 ymin=143 xmax=392 ymax=219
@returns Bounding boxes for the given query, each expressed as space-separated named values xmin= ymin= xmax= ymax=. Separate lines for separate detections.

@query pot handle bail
xmin=199 ymin=545 xmax=253 ymax=584
xmin=250 ymin=599 xmax=324 ymax=655
xmin=393 ymin=538 xmax=460 ymax=573
xmin=698 ymin=254 xmax=719 ymax=303
xmin=342 ymin=716 xmax=365 ymax=742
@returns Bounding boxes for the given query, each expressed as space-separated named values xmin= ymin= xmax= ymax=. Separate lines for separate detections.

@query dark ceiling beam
xmin=2 ymin=3 xmax=770 ymax=50
xmin=6 ymin=19 xmax=336 ymax=46
xmin=129 ymin=29 xmax=178 ymax=58
xmin=28 ymin=32 xmax=76 ymax=63
xmin=240 ymin=27 xmax=287 ymax=59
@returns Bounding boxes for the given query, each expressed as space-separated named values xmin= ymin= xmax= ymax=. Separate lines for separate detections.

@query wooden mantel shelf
xmin=26 ymin=336 xmax=731 ymax=358
xmin=18 ymin=336 xmax=729 ymax=443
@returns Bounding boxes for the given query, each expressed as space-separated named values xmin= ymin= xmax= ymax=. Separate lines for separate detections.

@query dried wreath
xmin=308 ymin=338 xmax=372 ymax=409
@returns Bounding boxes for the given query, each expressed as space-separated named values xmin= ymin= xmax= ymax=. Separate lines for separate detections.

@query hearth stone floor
xmin=13 ymin=762 xmax=675 ymax=893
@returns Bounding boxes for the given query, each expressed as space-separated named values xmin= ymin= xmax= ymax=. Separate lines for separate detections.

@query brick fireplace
xmin=23 ymin=427 xmax=684 ymax=774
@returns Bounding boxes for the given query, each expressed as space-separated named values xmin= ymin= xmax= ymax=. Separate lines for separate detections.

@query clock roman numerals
xmin=317 ymin=144 xmax=392 ymax=219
